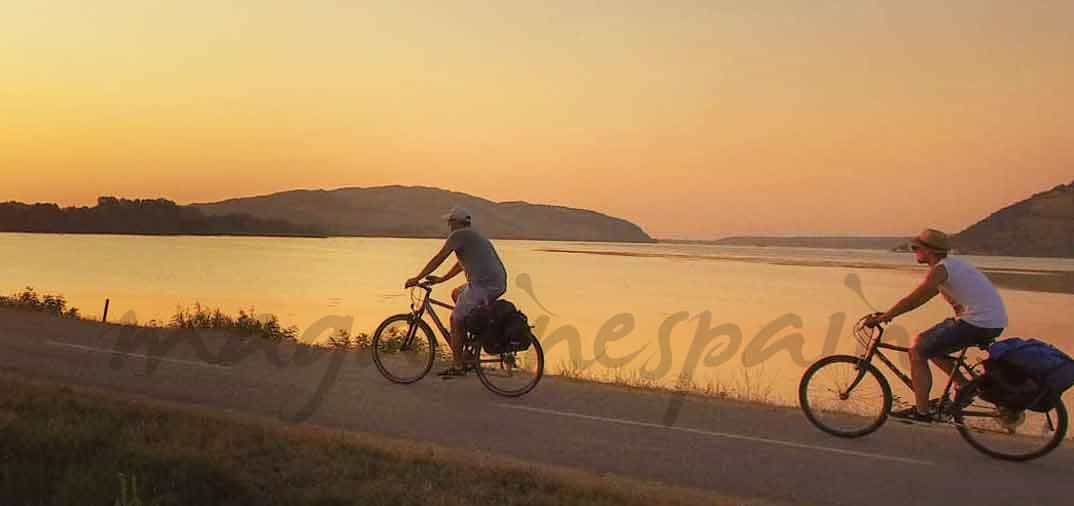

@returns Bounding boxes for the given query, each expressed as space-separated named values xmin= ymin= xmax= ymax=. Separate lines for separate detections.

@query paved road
xmin=1 ymin=309 xmax=1071 ymax=506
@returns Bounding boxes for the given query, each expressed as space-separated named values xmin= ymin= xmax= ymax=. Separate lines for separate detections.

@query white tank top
xmin=938 ymin=258 xmax=1008 ymax=329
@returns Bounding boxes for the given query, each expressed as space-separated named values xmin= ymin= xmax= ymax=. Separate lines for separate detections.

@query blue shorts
xmin=918 ymin=318 xmax=1003 ymax=359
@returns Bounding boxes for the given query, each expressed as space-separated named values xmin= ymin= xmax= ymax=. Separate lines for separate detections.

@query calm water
xmin=2 ymin=233 xmax=1073 ymax=405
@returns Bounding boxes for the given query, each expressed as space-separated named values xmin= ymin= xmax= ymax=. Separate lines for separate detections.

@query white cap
xmin=441 ymin=206 xmax=472 ymax=223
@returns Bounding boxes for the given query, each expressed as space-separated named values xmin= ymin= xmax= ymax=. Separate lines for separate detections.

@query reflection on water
xmin=1 ymin=233 xmax=1072 ymax=407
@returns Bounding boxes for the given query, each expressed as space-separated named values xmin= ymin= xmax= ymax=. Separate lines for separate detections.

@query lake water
xmin=2 ymin=233 xmax=1073 ymax=405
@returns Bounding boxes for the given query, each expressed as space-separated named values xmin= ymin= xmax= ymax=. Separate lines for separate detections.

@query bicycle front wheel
xmin=799 ymin=355 xmax=893 ymax=438
xmin=476 ymin=339 xmax=544 ymax=397
xmin=371 ymin=314 xmax=436 ymax=384
xmin=954 ymin=379 xmax=1068 ymax=462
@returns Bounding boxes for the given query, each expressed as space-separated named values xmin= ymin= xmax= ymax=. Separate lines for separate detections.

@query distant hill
xmin=699 ymin=236 xmax=905 ymax=250
xmin=952 ymin=181 xmax=1074 ymax=258
xmin=699 ymin=181 xmax=1074 ymax=258
xmin=0 ymin=197 xmax=324 ymax=237
xmin=192 ymin=186 xmax=654 ymax=243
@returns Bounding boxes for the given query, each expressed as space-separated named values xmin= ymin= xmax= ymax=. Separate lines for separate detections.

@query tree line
xmin=0 ymin=197 xmax=323 ymax=237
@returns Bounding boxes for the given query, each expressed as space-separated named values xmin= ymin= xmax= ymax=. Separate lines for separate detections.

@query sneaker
xmin=890 ymin=407 xmax=934 ymax=424
xmin=944 ymin=392 xmax=974 ymax=413
xmin=892 ymin=397 xmax=943 ymax=413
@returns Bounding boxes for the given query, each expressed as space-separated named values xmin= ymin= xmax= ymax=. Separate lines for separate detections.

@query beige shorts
xmin=452 ymin=283 xmax=505 ymax=326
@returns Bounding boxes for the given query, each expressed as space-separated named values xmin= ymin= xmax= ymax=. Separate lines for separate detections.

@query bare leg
xmin=909 ymin=334 xmax=933 ymax=414
xmin=448 ymin=285 xmax=468 ymax=369
xmin=931 ymin=356 xmax=967 ymax=388
xmin=449 ymin=318 xmax=466 ymax=368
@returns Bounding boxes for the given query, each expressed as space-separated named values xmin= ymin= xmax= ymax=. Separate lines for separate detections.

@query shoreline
xmin=0 ymin=230 xmax=330 ymax=239
xmin=0 ymin=230 xmax=655 ymax=244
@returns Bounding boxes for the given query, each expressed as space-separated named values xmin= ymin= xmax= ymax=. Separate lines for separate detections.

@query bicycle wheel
xmin=799 ymin=355 xmax=893 ymax=438
xmin=954 ymin=379 xmax=1068 ymax=461
xmin=476 ymin=339 xmax=544 ymax=397
xmin=371 ymin=314 xmax=436 ymax=384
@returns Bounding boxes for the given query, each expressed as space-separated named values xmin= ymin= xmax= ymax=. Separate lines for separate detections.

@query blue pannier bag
xmin=986 ymin=338 xmax=1074 ymax=411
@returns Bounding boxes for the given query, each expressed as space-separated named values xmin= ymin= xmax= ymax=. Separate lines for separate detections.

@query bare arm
xmin=406 ymin=242 xmax=454 ymax=287
xmin=879 ymin=265 xmax=948 ymax=322
xmin=439 ymin=262 xmax=463 ymax=282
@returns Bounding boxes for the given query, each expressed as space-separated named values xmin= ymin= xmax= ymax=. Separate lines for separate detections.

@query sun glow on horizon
xmin=2 ymin=1 xmax=1072 ymax=239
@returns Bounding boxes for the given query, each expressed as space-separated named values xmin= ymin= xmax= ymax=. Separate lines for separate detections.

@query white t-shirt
xmin=938 ymin=257 xmax=1008 ymax=329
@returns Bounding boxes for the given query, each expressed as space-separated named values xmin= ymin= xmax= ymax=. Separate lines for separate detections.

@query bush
xmin=170 ymin=303 xmax=298 ymax=343
xmin=0 ymin=287 xmax=80 ymax=318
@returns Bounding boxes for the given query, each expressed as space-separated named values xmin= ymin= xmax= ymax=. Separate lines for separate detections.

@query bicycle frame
xmin=409 ymin=284 xmax=454 ymax=344
xmin=852 ymin=325 xmax=983 ymax=415
xmin=406 ymin=282 xmax=513 ymax=366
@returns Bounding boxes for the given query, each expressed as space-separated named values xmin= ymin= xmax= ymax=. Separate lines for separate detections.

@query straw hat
xmin=910 ymin=228 xmax=951 ymax=252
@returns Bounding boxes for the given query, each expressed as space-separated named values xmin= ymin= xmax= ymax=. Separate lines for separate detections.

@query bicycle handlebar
xmin=860 ymin=312 xmax=887 ymax=329
xmin=414 ymin=276 xmax=439 ymax=290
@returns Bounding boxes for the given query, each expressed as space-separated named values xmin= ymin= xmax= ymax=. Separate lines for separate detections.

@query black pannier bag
xmin=464 ymin=304 xmax=493 ymax=336
xmin=467 ymin=300 xmax=534 ymax=354
xmin=499 ymin=305 xmax=535 ymax=353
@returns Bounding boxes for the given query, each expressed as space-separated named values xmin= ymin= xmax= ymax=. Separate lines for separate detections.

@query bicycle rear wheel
xmin=371 ymin=314 xmax=436 ymax=384
xmin=476 ymin=339 xmax=544 ymax=397
xmin=799 ymin=355 xmax=893 ymax=438
xmin=954 ymin=379 xmax=1068 ymax=461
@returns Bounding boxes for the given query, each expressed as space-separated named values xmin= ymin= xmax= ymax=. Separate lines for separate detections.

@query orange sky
xmin=2 ymin=1 xmax=1072 ymax=239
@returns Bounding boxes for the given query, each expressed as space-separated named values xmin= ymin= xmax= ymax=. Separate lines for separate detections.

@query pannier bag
xmin=981 ymin=338 xmax=1074 ymax=412
xmin=470 ymin=300 xmax=535 ymax=354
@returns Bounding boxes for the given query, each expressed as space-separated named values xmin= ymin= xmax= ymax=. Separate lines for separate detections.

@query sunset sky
xmin=2 ymin=1 xmax=1071 ymax=239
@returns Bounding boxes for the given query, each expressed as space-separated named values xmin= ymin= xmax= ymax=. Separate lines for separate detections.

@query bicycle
xmin=371 ymin=276 xmax=544 ymax=397
xmin=799 ymin=314 xmax=1068 ymax=461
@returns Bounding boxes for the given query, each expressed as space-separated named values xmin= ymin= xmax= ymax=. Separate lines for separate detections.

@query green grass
xmin=0 ymin=374 xmax=728 ymax=506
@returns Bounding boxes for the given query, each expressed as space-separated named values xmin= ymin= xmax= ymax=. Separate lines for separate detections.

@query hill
xmin=192 ymin=186 xmax=653 ymax=242
xmin=953 ymin=181 xmax=1074 ymax=257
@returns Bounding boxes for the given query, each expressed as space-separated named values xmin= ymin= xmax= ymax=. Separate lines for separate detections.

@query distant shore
xmin=0 ymin=230 xmax=654 ymax=244
xmin=539 ymin=248 xmax=1074 ymax=295
xmin=0 ymin=230 xmax=330 ymax=239
xmin=661 ymin=236 xmax=907 ymax=251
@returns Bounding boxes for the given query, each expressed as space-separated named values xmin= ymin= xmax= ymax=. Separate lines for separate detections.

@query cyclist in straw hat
xmin=864 ymin=228 xmax=1008 ymax=423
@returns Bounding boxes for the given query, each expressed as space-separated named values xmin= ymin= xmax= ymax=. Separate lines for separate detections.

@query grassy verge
xmin=0 ymin=373 xmax=733 ymax=506
xmin=0 ymin=286 xmax=777 ymax=404
xmin=555 ymin=361 xmax=779 ymax=406
xmin=169 ymin=302 xmax=300 ymax=342
xmin=0 ymin=287 xmax=303 ymax=343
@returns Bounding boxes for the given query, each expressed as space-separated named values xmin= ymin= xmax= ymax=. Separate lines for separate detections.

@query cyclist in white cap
xmin=405 ymin=206 xmax=508 ymax=377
